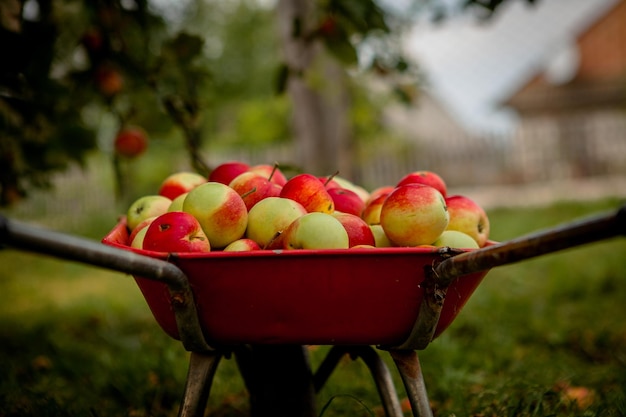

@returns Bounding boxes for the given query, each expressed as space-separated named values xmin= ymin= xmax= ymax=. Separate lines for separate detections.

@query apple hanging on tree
xmin=114 ymin=126 xmax=148 ymax=159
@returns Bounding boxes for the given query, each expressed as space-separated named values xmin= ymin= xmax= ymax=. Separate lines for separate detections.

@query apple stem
xmin=264 ymin=231 xmax=282 ymax=250
xmin=268 ymin=162 xmax=279 ymax=182
xmin=324 ymin=170 xmax=340 ymax=187
xmin=240 ymin=187 xmax=257 ymax=199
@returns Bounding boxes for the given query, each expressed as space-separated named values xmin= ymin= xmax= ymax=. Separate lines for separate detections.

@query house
xmin=503 ymin=0 xmax=626 ymax=181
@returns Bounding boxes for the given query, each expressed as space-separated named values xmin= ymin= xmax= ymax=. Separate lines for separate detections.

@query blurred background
xmin=1 ymin=0 xmax=625 ymax=232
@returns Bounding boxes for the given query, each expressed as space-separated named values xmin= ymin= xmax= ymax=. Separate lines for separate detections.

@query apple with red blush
xmin=380 ymin=184 xmax=449 ymax=247
xmin=248 ymin=163 xmax=288 ymax=186
xmin=183 ymin=182 xmax=248 ymax=249
xmin=229 ymin=171 xmax=282 ymax=211
xmin=445 ymin=195 xmax=490 ymax=247
xmin=158 ymin=172 xmax=207 ymax=200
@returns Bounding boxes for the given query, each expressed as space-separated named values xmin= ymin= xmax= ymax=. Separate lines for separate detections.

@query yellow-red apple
xmin=229 ymin=171 xmax=282 ymax=211
xmin=380 ymin=184 xmax=449 ymax=247
xmin=158 ymin=172 xmax=207 ymax=200
xmin=248 ymin=163 xmax=288 ymax=186
xmin=223 ymin=238 xmax=261 ymax=252
xmin=445 ymin=195 xmax=490 ymax=247
xmin=183 ymin=182 xmax=248 ymax=249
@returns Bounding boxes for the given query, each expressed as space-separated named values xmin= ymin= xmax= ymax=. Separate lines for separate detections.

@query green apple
xmin=130 ymin=227 xmax=149 ymax=249
xmin=167 ymin=192 xmax=188 ymax=212
xmin=281 ymin=212 xmax=349 ymax=250
xmin=369 ymin=224 xmax=393 ymax=248
xmin=126 ymin=195 xmax=172 ymax=231
xmin=246 ymin=197 xmax=307 ymax=248
xmin=433 ymin=230 xmax=479 ymax=249
xmin=380 ymin=184 xmax=449 ymax=247
xmin=182 ymin=182 xmax=248 ymax=249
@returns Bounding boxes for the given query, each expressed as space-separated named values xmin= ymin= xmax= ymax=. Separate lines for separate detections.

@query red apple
xmin=396 ymin=170 xmax=447 ymax=198
xmin=209 ymin=161 xmax=250 ymax=185
xmin=380 ymin=184 xmax=449 ymax=247
xmin=158 ymin=172 xmax=207 ymax=200
xmin=328 ymin=187 xmax=365 ymax=216
xmin=445 ymin=195 xmax=490 ymax=247
xmin=332 ymin=212 xmax=375 ymax=247
xmin=143 ymin=212 xmax=211 ymax=253
xmin=182 ymin=182 xmax=248 ymax=249
xmin=223 ymin=238 xmax=262 ymax=252
xmin=229 ymin=171 xmax=282 ymax=211
xmin=95 ymin=64 xmax=124 ymax=97
xmin=280 ymin=173 xmax=334 ymax=213
xmin=318 ymin=175 xmax=341 ymax=189
xmin=114 ymin=126 xmax=148 ymax=158
xmin=248 ymin=163 xmax=288 ymax=186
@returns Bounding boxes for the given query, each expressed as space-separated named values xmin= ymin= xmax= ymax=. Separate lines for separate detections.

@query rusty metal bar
xmin=389 ymin=350 xmax=433 ymax=417
xmin=434 ymin=204 xmax=626 ymax=287
xmin=178 ymin=351 xmax=222 ymax=417
xmin=0 ymin=215 xmax=213 ymax=353
xmin=389 ymin=203 xmax=626 ymax=351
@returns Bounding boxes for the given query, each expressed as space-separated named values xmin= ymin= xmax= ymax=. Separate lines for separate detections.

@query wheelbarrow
xmin=0 ymin=203 xmax=624 ymax=417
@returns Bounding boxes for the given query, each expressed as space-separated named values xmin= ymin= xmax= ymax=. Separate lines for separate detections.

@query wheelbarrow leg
xmin=356 ymin=346 xmax=405 ymax=417
xmin=389 ymin=350 xmax=433 ymax=417
xmin=313 ymin=346 xmax=404 ymax=417
xmin=178 ymin=351 xmax=222 ymax=417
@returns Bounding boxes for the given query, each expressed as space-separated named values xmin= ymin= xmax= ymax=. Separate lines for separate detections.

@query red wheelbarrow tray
xmin=102 ymin=219 xmax=491 ymax=347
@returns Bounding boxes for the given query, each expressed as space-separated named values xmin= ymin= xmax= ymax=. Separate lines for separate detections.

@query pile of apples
xmin=125 ymin=161 xmax=490 ymax=253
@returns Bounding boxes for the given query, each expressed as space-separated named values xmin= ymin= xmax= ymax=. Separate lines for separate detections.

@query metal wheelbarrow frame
xmin=1 ymin=204 xmax=624 ymax=417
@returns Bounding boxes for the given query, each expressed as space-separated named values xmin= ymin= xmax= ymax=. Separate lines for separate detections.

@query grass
xmin=0 ymin=197 xmax=625 ymax=416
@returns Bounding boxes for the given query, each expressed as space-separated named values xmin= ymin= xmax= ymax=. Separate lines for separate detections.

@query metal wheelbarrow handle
xmin=391 ymin=203 xmax=626 ymax=351
xmin=0 ymin=214 xmax=213 ymax=353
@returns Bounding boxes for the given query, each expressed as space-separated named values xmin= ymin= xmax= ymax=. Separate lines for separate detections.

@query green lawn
xmin=0 ymin=198 xmax=625 ymax=416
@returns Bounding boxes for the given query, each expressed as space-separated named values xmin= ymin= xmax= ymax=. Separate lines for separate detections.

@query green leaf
xmin=323 ymin=35 xmax=358 ymax=66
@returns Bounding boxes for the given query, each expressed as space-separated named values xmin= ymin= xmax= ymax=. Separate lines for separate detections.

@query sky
xmin=406 ymin=0 xmax=619 ymax=134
